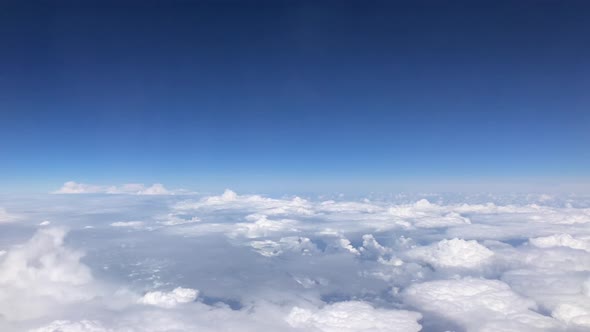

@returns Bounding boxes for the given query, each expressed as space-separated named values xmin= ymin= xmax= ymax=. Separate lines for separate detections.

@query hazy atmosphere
xmin=1 ymin=1 xmax=589 ymax=331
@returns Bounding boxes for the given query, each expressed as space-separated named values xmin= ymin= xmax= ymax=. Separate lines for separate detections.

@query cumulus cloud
xmin=138 ymin=287 xmax=199 ymax=308
xmin=404 ymin=277 xmax=561 ymax=331
xmin=174 ymin=189 xmax=314 ymax=216
xmin=529 ymin=233 xmax=590 ymax=252
xmin=501 ymin=268 xmax=590 ymax=330
xmin=250 ymin=236 xmax=318 ymax=257
xmin=406 ymin=238 xmax=494 ymax=269
xmin=552 ymin=303 xmax=590 ymax=328
xmin=173 ymin=190 xmax=590 ymax=237
xmin=53 ymin=181 xmax=176 ymax=195
xmin=286 ymin=301 xmax=422 ymax=332
xmin=230 ymin=214 xmax=298 ymax=238
xmin=388 ymin=199 xmax=472 ymax=228
xmin=0 ymin=228 xmax=95 ymax=321
xmin=359 ymin=234 xmax=391 ymax=259
xmin=136 ymin=183 xmax=171 ymax=195
xmin=4 ymin=191 xmax=590 ymax=331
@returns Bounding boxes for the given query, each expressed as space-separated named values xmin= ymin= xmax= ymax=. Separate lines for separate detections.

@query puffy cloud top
xmin=404 ymin=277 xmax=560 ymax=331
xmin=407 ymin=238 xmax=494 ymax=269
xmin=286 ymin=301 xmax=422 ymax=332
xmin=138 ymin=287 xmax=199 ymax=308
xmin=4 ymin=191 xmax=590 ymax=331
xmin=529 ymin=234 xmax=590 ymax=252
xmin=0 ymin=228 xmax=94 ymax=321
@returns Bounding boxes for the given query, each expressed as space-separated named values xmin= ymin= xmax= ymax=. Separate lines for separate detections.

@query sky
xmin=2 ymin=3 xmax=590 ymax=330
xmin=1 ymin=0 xmax=589 ymax=193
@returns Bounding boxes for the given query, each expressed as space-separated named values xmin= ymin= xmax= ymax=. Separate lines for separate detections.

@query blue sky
xmin=1 ymin=0 xmax=589 ymax=193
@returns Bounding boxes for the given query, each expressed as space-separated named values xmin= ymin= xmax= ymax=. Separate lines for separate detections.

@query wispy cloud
xmin=0 ymin=208 xmax=19 ymax=224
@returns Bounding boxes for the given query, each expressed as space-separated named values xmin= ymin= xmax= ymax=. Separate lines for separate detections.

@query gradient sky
xmin=1 ymin=0 xmax=589 ymax=193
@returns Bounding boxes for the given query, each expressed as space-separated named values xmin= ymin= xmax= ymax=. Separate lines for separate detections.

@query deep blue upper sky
xmin=1 ymin=0 xmax=589 ymax=192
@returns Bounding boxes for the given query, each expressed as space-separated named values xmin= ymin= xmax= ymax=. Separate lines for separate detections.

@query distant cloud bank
xmin=53 ymin=181 xmax=178 ymax=195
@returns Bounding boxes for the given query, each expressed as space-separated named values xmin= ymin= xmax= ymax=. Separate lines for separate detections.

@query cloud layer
xmin=54 ymin=181 xmax=176 ymax=195
xmin=1 ymin=190 xmax=590 ymax=331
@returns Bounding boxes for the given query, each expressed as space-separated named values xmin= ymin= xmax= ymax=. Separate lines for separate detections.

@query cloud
xmin=357 ymin=234 xmax=391 ymax=259
xmin=529 ymin=233 xmax=590 ymax=252
xmin=53 ymin=181 xmax=105 ymax=194
xmin=406 ymin=238 xmax=494 ymax=269
xmin=0 ymin=228 xmax=96 ymax=321
xmin=110 ymin=221 xmax=145 ymax=228
xmin=286 ymin=301 xmax=422 ymax=332
xmin=29 ymin=320 xmax=111 ymax=332
xmin=552 ymin=303 xmax=590 ymax=328
xmin=174 ymin=189 xmax=314 ymax=216
xmin=138 ymin=287 xmax=199 ymax=308
xmin=249 ymin=236 xmax=318 ymax=257
xmin=501 ymin=268 xmax=590 ymax=329
xmin=137 ymin=184 xmax=171 ymax=195
xmin=0 ymin=208 xmax=19 ymax=223
xmin=338 ymin=238 xmax=360 ymax=255
xmin=403 ymin=277 xmax=561 ymax=331
xmin=229 ymin=214 xmax=299 ymax=238
xmin=388 ymin=199 xmax=472 ymax=228
xmin=53 ymin=181 xmax=176 ymax=195
xmin=157 ymin=214 xmax=201 ymax=226
xmin=4 ymin=191 xmax=590 ymax=331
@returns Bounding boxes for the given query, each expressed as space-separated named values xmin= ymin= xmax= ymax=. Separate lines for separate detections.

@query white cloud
xmin=388 ymin=199 xmax=471 ymax=228
xmin=137 ymin=184 xmax=171 ymax=195
xmin=501 ymin=269 xmax=590 ymax=329
xmin=317 ymin=200 xmax=382 ymax=213
xmin=496 ymin=242 xmax=590 ymax=272
xmin=0 ymin=208 xmax=19 ymax=223
xmin=529 ymin=233 xmax=590 ymax=252
xmin=174 ymin=189 xmax=314 ymax=216
xmin=29 ymin=320 xmax=111 ymax=332
xmin=5 ymin=191 xmax=590 ymax=331
xmin=53 ymin=181 xmax=176 ymax=195
xmin=249 ymin=240 xmax=284 ymax=257
xmin=138 ymin=287 xmax=199 ymax=308
xmin=53 ymin=181 xmax=105 ymax=194
xmin=110 ymin=221 xmax=145 ymax=228
xmin=552 ymin=303 xmax=590 ymax=328
xmin=404 ymin=277 xmax=561 ymax=331
xmin=406 ymin=238 xmax=494 ymax=269
xmin=249 ymin=237 xmax=318 ymax=257
xmin=359 ymin=234 xmax=390 ymax=259
xmin=0 ymin=228 xmax=95 ymax=321
xmin=286 ymin=301 xmax=422 ymax=332
xmin=230 ymin=214 xmax=298 ymax=238
xmin=158 ymin=214 xmax=201 ymax=226
xmin=339 ymin=238 xmax=360 ymax=255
